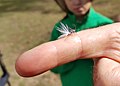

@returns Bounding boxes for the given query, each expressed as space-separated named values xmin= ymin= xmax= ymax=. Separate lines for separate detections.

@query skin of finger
xmin=15 ymin=35 xmax=82 ymax=77
xmin=78 ymin=23 xmax=120 ymax=62
xmin=53 ymin=34 xmax=82 ymax=66
xmin=16 ymin=26 xmax=106 ymax=77
xmin=76 ymin=25 xmax=110 ymax=58
xmin=93 ymin=23 xmax=120 ymax=85
xmin=15 ymin=23 xmax=120 ymax=77
xmin=15 ymin=42 xmax=59 ymax=77
xmin=16 ymin=27 xmax=107 ymax=77
xmin=98 ymin=23 xmax=120 ymax=62
xmin=94 ymin=58 xmax=120 ymax=86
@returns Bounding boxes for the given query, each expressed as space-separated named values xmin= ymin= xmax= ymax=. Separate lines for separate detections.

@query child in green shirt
xmin=50 ymin=0 xmax=113 ymax=86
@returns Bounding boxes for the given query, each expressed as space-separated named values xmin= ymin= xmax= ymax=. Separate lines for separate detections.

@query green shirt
xmin=50 ymin=7 xmax=113 ymax=86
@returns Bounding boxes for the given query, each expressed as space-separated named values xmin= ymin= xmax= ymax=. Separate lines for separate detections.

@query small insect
xmin=57 ymin=22 xmax=76 ymax=39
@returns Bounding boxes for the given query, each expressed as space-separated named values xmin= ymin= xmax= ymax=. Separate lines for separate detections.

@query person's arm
xmin=15 ymin=23 xmax=120 ymax=77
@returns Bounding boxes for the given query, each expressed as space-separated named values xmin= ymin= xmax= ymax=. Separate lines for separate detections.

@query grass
xmin=0 ymin=0 xmax=119 ymax=86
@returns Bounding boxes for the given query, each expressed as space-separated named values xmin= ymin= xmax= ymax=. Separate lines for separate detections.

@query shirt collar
xmin=68 ymin=7 xmax=95 ymax=24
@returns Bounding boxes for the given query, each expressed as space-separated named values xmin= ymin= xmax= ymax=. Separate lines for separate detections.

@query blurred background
xmin=0 ymin=0 xmax=120 ymax=86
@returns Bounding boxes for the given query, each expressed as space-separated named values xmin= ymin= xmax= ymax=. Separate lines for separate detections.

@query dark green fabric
xmin=50 ymin=7 xmax=113 ymax=86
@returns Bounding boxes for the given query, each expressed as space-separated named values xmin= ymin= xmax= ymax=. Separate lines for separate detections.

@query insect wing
xmin=57 ymin=26 xmax=70 ymax=34
xmin=57 ymin=22 xmax=75 ymax=39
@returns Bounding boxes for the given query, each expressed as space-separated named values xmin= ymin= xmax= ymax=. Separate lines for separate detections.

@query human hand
xmin=94 ymin=58 xmax=120 ymax=86
xmin=78 ymin=23 xmax=120 ymax=62
xmin=15 ymin=23 xmax=120 ymax=77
